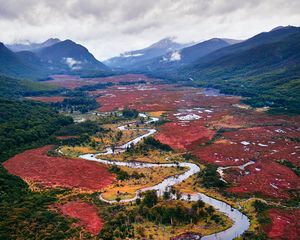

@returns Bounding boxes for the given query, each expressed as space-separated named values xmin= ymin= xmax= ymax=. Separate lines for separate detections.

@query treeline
xmin=0 ymin=166 xmax=82 ymax=239
xmin=108 ymin=165 xmax=145 ymax=181
xmin=122 ymin=108 xmax=139 ymax=118
xmin=76 ymin=80 xmax=149 ymax=92
xmin=197 ymin=164 xmax=227 ymax=189
xmin=99 ymin=190 xmax=224 ymax=239
xmin=0 ymin=75 xmax=61 ymax=99
xmin=0 ymin=99 xmax=72 ymax=162
xmin=55 ymin=121 xmax=108 ymax=146
xmin=137 ymin=191 xmax=221 ymax=225
xmin=51 ymin=96 xmax=99 ymax=113
xmin=126 ymin=137 xmax=172 ymax=155
xmin=76 ymin=82 xmax=114 ymax=91
xmin=0 ymin=99 xmax=91 ymax=239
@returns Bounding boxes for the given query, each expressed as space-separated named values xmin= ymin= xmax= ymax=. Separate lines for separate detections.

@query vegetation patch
xmin=3 ymin=145 xmax=115 ymax=191
xmin=58 ymin=200 xmax=103 ymax=236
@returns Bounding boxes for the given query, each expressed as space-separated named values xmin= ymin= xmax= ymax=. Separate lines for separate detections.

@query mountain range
xmin=0 ymin=39 xmax=109 ymax=79
xmin=1 ymin=26 xmax=299 ymax=113
xmin=104 ymin=37 xmax=193 ymax=69
xmin=130 ymin=38 xmax=242 ymax=72
xmin=174 ymin=26 xmax=300 ymax=113
xmin=7 ymin=38 xmax=61 ymax=52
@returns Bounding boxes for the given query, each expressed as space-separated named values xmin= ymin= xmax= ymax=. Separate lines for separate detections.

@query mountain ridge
xmin=0 ymin=39 xmax=110 ymax=79
xmin=104 ymin=37 xmax=193 ymax=69
xmin=7 ymin=38 xmax=61 ymax=52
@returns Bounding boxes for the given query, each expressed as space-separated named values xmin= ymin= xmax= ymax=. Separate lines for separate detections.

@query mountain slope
xmin=190 ymin=26 xmax=300 ymax=66
xmin=0 ymin=40 xmax=110 ymax=79
xmin=36 ymin=40 xmax=109 ymax=72
xmin=132 ymin=38 xmax=236 ymax=72
xmin=0 ymin=75 xmax=60 ymax=99
xmin=105 ymin=37 xmax=192 ymax=69
xmin=0 ymin=43 xmax=42 ymax=79
xmin=7 ymin=38 xmax=61 ymax=52
xmin=182 ymin=27 xmax=300 ymax=113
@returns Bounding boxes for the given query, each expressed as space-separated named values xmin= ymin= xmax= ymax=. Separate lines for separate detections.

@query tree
xmin=163 ymin=190 xmax=171 ymax=200
xmin=142 ymin=190 xmax=158 ymax=208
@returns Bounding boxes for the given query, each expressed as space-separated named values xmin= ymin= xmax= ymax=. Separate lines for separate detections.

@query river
xmin=79 ymin=114 xmax=250 ymax=239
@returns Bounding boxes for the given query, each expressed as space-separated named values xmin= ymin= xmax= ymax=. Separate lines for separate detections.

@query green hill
xmin=0 ymin=75 xmax=61 ymax=99
xmin=180 ymin=27 xmax=300 ymax=114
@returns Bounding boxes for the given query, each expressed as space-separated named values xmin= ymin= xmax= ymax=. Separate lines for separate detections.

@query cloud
xmin=0 ymin=0 xmax=300 ymax=60
xmin=64 ymin=57 xmax=82 ymax=70
xmin=162 ymin=50 xmax=181 ymax=62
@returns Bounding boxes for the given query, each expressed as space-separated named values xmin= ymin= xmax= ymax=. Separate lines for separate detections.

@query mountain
xmin=0 ymin=42 xmax=42 ymax=79
xmin=7 ymin=38 xmax=61 ymax=52
xmin=36 ymin=40 xmax=109 ymax=72
xmin=132 ymin=38 xmax=239 ymax=72
xmin=105 ymin=37 xmax=192 ymax=69
xmin=0 ymin=40 xmax=110 ymax=79
xmin=180 ymin=26 xmax=300 ymax=113
xmin=188 ymin=26 xmax=300 ymax=66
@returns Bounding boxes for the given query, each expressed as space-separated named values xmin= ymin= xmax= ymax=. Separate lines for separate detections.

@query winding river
xmin=79 ymin=114 xmax=250 ymax=239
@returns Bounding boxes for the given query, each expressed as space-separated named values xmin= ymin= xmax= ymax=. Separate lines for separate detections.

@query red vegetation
xmin=46 ymin=74 xmax=160 ymax=89
xmin=97 ymin=84 xmax=187 ymax=112
xmin=3 ymin=145 xmax=114 ymax=191
xmin=226 ymin=160 xmax=300 ymax=199
xmin=266 ymin=209 xmax=300 ymax=239
xmin=58 ymin=201 xmax=103 ymax=235
xmin=26 ymin=96 xmax=66 ymax=102
xmin=156 ymin=121 xmax=215 ymax=150
xmin=97 ymin=84 xmax=241 ymax=112
xmin=196 ymin=126 xmax=300 ymax=166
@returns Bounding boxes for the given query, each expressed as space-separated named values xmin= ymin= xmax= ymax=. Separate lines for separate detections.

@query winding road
xmin=79 ymin=114 xmax=250 ymax=240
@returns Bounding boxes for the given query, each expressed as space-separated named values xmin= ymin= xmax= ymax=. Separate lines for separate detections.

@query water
xmin=79 ymin=115 xmax=250 ymax=239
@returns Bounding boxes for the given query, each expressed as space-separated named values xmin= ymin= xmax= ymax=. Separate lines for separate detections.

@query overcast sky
xmin=1 ymin=0 xmax=300 ymax=60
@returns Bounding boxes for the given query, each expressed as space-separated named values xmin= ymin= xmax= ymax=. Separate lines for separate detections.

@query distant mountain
xmin=180 ymin=26 xmax=300 ymax=113
xmin=0 ymin=40 xmax=110 ymax=79
xmin=0 ymin=43 xmax=41 ymax=79
xmin=105 ymin=37 xmax=192 ymax=69
xmin=132 ymin=38 xmax=239 ymax=72
xmin=7 ymin=38 xmax=61 ymax=52
xmin=36 ymin=40 xmax=109 ymax=72
xmin=189 ymin=26 xmax=300 ymax=66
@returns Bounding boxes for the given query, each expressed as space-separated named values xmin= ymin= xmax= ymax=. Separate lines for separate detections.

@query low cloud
xmin=1 ymin=0 xmax=300 ymax=60
xmin=64 ymin=57 xmax=82 ymax=70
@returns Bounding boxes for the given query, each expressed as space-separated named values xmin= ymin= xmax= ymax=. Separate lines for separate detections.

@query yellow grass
xmin=211 ymin=115 xmax=245 ymax=129
xmin=232 ymin=104 xmax=251 ymax=110
xmin=174 ymin=174 xmax=260 ymax=234
xmin=239 ymin=198 xmax=260 ymax=232
xmin=214 ymin=139 xmax=231 ymax=144
xmin=101 ymin=166 xmax=187 ymax=201
xmin=60 ymin=146 xmax=97 ymax=157
xmin=173 ymin=174 xmax=238 ymax=208
xmin=147 ymin=111 xmax=166 ymax=117
xmin=133 ymin=201 xmax=233 ymax=239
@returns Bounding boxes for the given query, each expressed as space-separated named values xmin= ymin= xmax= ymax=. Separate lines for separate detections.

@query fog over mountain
xmin=1 ymin=0 xmax=300 ymax=60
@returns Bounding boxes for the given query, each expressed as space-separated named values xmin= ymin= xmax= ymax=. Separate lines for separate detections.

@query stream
xmin=79 ymin=114 xmax=250 ymax=239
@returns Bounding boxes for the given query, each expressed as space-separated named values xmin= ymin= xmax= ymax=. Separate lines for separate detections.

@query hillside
xmin=0 ymin=43 xmax=43 ymax=79
xmin=105 ymin=37 xmax=192 ymax=69
xmin=7 ymin=38 xmax=61 ymax=52
xmin=0 ymin=75 xmax=61 ymax=99
xmin=36 ymin=40 xmax=109 ymax=73
xmin=132 ymin=38 xmax=236 ymax=72
xmin=181 ymin=27 xmax=300 ymax=113
xmin=0 ymin=40 xmax=110 ymax=79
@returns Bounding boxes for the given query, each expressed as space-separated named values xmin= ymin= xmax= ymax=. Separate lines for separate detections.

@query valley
xmin=1 ymin=8 xmax=300 ymax=239
xmin=1 ymin=73 xmax=299 ymax=239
